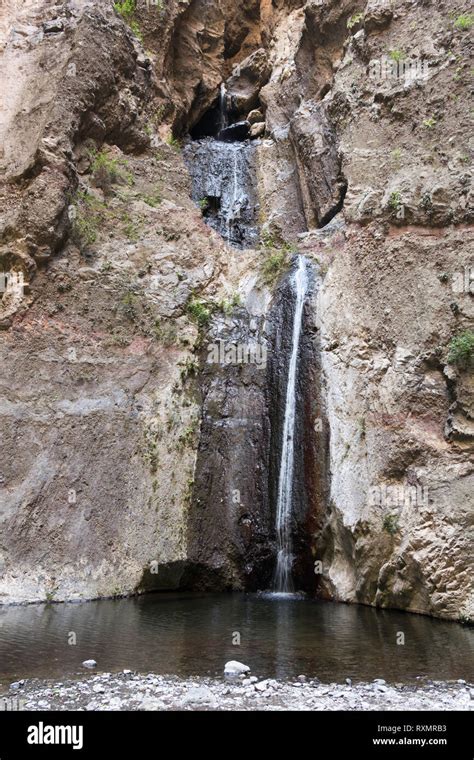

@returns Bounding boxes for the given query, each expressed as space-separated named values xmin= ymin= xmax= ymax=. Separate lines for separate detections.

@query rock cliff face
xmin=0 ymin=0 xmax=472 ymax=620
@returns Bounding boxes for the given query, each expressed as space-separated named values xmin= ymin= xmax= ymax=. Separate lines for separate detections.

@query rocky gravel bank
xmin=2 ymin=673 xmax=473 ymax=711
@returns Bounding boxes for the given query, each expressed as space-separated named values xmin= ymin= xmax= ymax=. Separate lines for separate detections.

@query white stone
xmin=224 ymin=660 xmax=250 ymax=675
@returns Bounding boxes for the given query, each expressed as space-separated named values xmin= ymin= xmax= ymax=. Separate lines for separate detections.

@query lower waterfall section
xmin=267 ymin=257 xmax=327 ymax=594
xmin=185 ymin=256 xmax=327 ymax=593
xmin=273 ymin=256 xmax=309 ymax=593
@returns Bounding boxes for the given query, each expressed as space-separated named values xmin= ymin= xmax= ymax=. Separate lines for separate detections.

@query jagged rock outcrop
xmin=0 ymin=0 xmax=472 ymax=621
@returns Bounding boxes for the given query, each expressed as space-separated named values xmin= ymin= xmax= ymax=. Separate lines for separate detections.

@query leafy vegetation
xmin=113 ymin=2 xmax=144 ymax=42
xmin=218 ymin=292 xmax=242 ymax=314
xmin=454 ymin=13 xmax=474 ymax=31
xmin=383 ymin=514 xmax=399 ymax=536
xmin=70 ymin=191 xmax=106 ymax=248
xmin=388 ymin=49 xmax=406 ymax=62
xmin=258 ymin=230 xmax=296 ymax=286
xmin=114 ymin=0 xmax=136 ymax=18
xmin=143 ymin=188 xmax=162 ymax=207
xmin=261 ymin=250 xmax=289 ymax=285
xmin=90 ymin=150 xmax=133 ymax=195
xmin=142 ymin=420 xmax=162 ymax=472
xmin=119 ymin=290 xmax=139 ymax=320
xmin=447 ymin=330 xmax=474 ymax=369
xmin=347 ymin=12 xmax=364 ymax=30
xmin=389 ymin=190 xmax=403 ymax=211
xmin=186 ymin=298 xmax=213 ymax=327
xmin=166 ymin=134 xmax=182 ymax=150
xmin=422 ymin=117 xmax=437 ymax=129
xmin=179 ymin=357 xmax=198 ymax=382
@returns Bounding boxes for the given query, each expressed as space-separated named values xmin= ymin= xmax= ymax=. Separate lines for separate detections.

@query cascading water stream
xmin=183 ymin=82 xmax=259 ymax=248
xmin=273 ymin=255 xmax=309 ymax=593
xmin=219 ymin=83 xmax=228 ymax=132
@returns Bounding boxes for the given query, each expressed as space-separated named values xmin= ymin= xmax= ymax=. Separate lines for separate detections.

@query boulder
xmin=249 ymin=122 xmax=265 ymax=139
xmin=226 ymin=49 xmax=271 ymax=117
xmin=364 ymin=0 xmax=394 ymax=33
xmin=247 ymin=108 xmax=264 ymax=125
xmin=224 ymin=660 xmax=250 ymax=675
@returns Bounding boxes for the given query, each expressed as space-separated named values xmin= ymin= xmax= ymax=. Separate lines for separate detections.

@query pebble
xmin=9 ymin=680 xmax=25 ymax=690
xmin=92 ymin=684 xmax=106 ymax=694
xmin=82 ymin=660 xmax=97 ymax=669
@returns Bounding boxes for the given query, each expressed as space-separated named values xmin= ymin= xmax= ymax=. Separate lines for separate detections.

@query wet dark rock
xmin=218 ymin=121 xmax=250 ymax=142
xmin=187 ymin=308 xmax=273 ymax=589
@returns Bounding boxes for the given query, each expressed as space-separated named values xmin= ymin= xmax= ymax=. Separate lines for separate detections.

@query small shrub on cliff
xmin=176 ymin=418 xmax=199 ymax=452
xmin=454 ymin=13 xmax=474 ymax=31
xmin=383 ymin=514 xmax=399 ymax=536
xmin=347 ymin=12 xmax=364 ymax=30
xmin=389 ymin=190 xmax=402 ymax=208
xmin=119 ymin=290 xmax=139 ymax=320
xmin=389 ymin=49 xmax=406 ymax=62
xmin=90 ymin=150 xmax=133 ymax=195
xmin=114 ymin=0 xmax=136 ymax=19
xmin=143 ymin=188 xmax=162 ymax=207
xmin=261 ymin=251 xmax=289 ymax=284
xmin=218 ymin=292 xmax=242 ymax=314
xmin=166 ymin=134 xmax=182 ymax=151
xmin=447 ymin=330 xmax=474 ymax=369
xmin=70 ymin=191 xmax=105 ymax=248
xmin=186 ymin=298 xmax=213 ymax=327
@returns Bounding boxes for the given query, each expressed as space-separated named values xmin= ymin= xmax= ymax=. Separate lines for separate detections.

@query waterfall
xmin=273 ymin=255 xmax=309 ymax=593
xmin=219 ymin=83 xmax=228 ymax=132
xmin=183 ymin=139 xmax=258 ymax=248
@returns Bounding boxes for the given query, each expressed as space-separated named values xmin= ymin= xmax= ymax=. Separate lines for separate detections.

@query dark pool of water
xmin=0 ymin=593 xmax=472 ymax=685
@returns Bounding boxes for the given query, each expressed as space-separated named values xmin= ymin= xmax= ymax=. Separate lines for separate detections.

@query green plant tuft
xmin=447 ymin=330 xmax=474 ymax=369
xmin=454 ymin=13 xmax=474 ymax=31
xmin=389 ymin=190 xmax=402 ymax=210
xmin=186 ymin=298 xmax=213 ymax=327
xmin=90 ymin=150 xmax=134 ymax=194
xmin=347 ymin=12 xmax=364 ymax=30
xmin=383 ymin=514 xmax=399 ymax=535
xmin=389 ymin=49 xmax=406 ymax=62
xmin=114 ymin=0 xmax=136 ymax=19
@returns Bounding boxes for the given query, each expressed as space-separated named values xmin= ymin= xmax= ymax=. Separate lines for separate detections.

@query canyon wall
xmin=0 ymin=0 xmax=472 ymax=620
